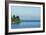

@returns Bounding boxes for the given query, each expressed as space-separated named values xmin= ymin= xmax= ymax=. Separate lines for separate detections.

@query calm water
xmin=11 ymin=20 xmax=40 ymax=29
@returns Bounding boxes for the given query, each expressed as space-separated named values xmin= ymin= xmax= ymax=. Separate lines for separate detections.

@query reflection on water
xmin=11 ymin=20 xmax=40 ymax=29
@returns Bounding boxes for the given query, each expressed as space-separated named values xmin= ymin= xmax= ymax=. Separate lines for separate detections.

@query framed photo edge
xmin=5 ymin=0 xmax=45 ymax=35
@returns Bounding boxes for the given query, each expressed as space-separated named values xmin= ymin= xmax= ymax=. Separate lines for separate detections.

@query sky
xmin=11 ymin=6 xmax=41 ymax=20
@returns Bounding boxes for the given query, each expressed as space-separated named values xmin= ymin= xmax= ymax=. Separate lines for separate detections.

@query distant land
xmin=21 ymin=20 xmax=40 ymax=22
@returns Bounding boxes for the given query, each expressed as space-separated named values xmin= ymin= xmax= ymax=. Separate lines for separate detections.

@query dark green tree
xmin=13 ymin=15 xmax=16 ymax=19
xmin=11 ymin=15 xmax=16 ymax=22
xmin=16 ymin=16 xmax=20 ymax=20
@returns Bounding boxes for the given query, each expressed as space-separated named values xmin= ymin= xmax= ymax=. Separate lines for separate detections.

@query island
xmin=11 ymin=15 xmax=21 ymax=24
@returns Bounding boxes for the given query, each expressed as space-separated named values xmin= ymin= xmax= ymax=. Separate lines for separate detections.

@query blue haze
xmin=11 ymin=6 xmax=40 ymax=20
xmin=11 ymin=6 xmax=41 ymax=29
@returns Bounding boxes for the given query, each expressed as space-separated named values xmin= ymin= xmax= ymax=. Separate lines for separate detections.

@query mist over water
xmin=19 ymin=16 xmax=40 ymax=20
xmin=11 ymin=16 xmax=40 ymax=29
xmin=11 ymin=6 xmax=40 ymax=29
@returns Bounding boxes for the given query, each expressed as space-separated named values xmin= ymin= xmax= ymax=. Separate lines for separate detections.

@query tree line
xmin=11 ymin=15 xmax=20 ymax=23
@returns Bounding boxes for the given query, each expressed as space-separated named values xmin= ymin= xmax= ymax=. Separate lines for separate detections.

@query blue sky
xmin=11 ymin=6 xmax=41 ymax=20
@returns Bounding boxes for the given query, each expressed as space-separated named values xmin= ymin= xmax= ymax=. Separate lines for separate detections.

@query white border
xmin=8 ymin=3 xmax=43 ymax=32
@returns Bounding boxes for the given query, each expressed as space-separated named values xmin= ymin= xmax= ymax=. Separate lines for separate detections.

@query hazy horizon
xmin=11 ymin=6 xmax=40 ymax=20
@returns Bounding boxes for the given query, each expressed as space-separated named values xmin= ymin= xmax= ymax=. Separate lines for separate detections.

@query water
xmin=11 ymin=20 xmax=40 ymax=29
